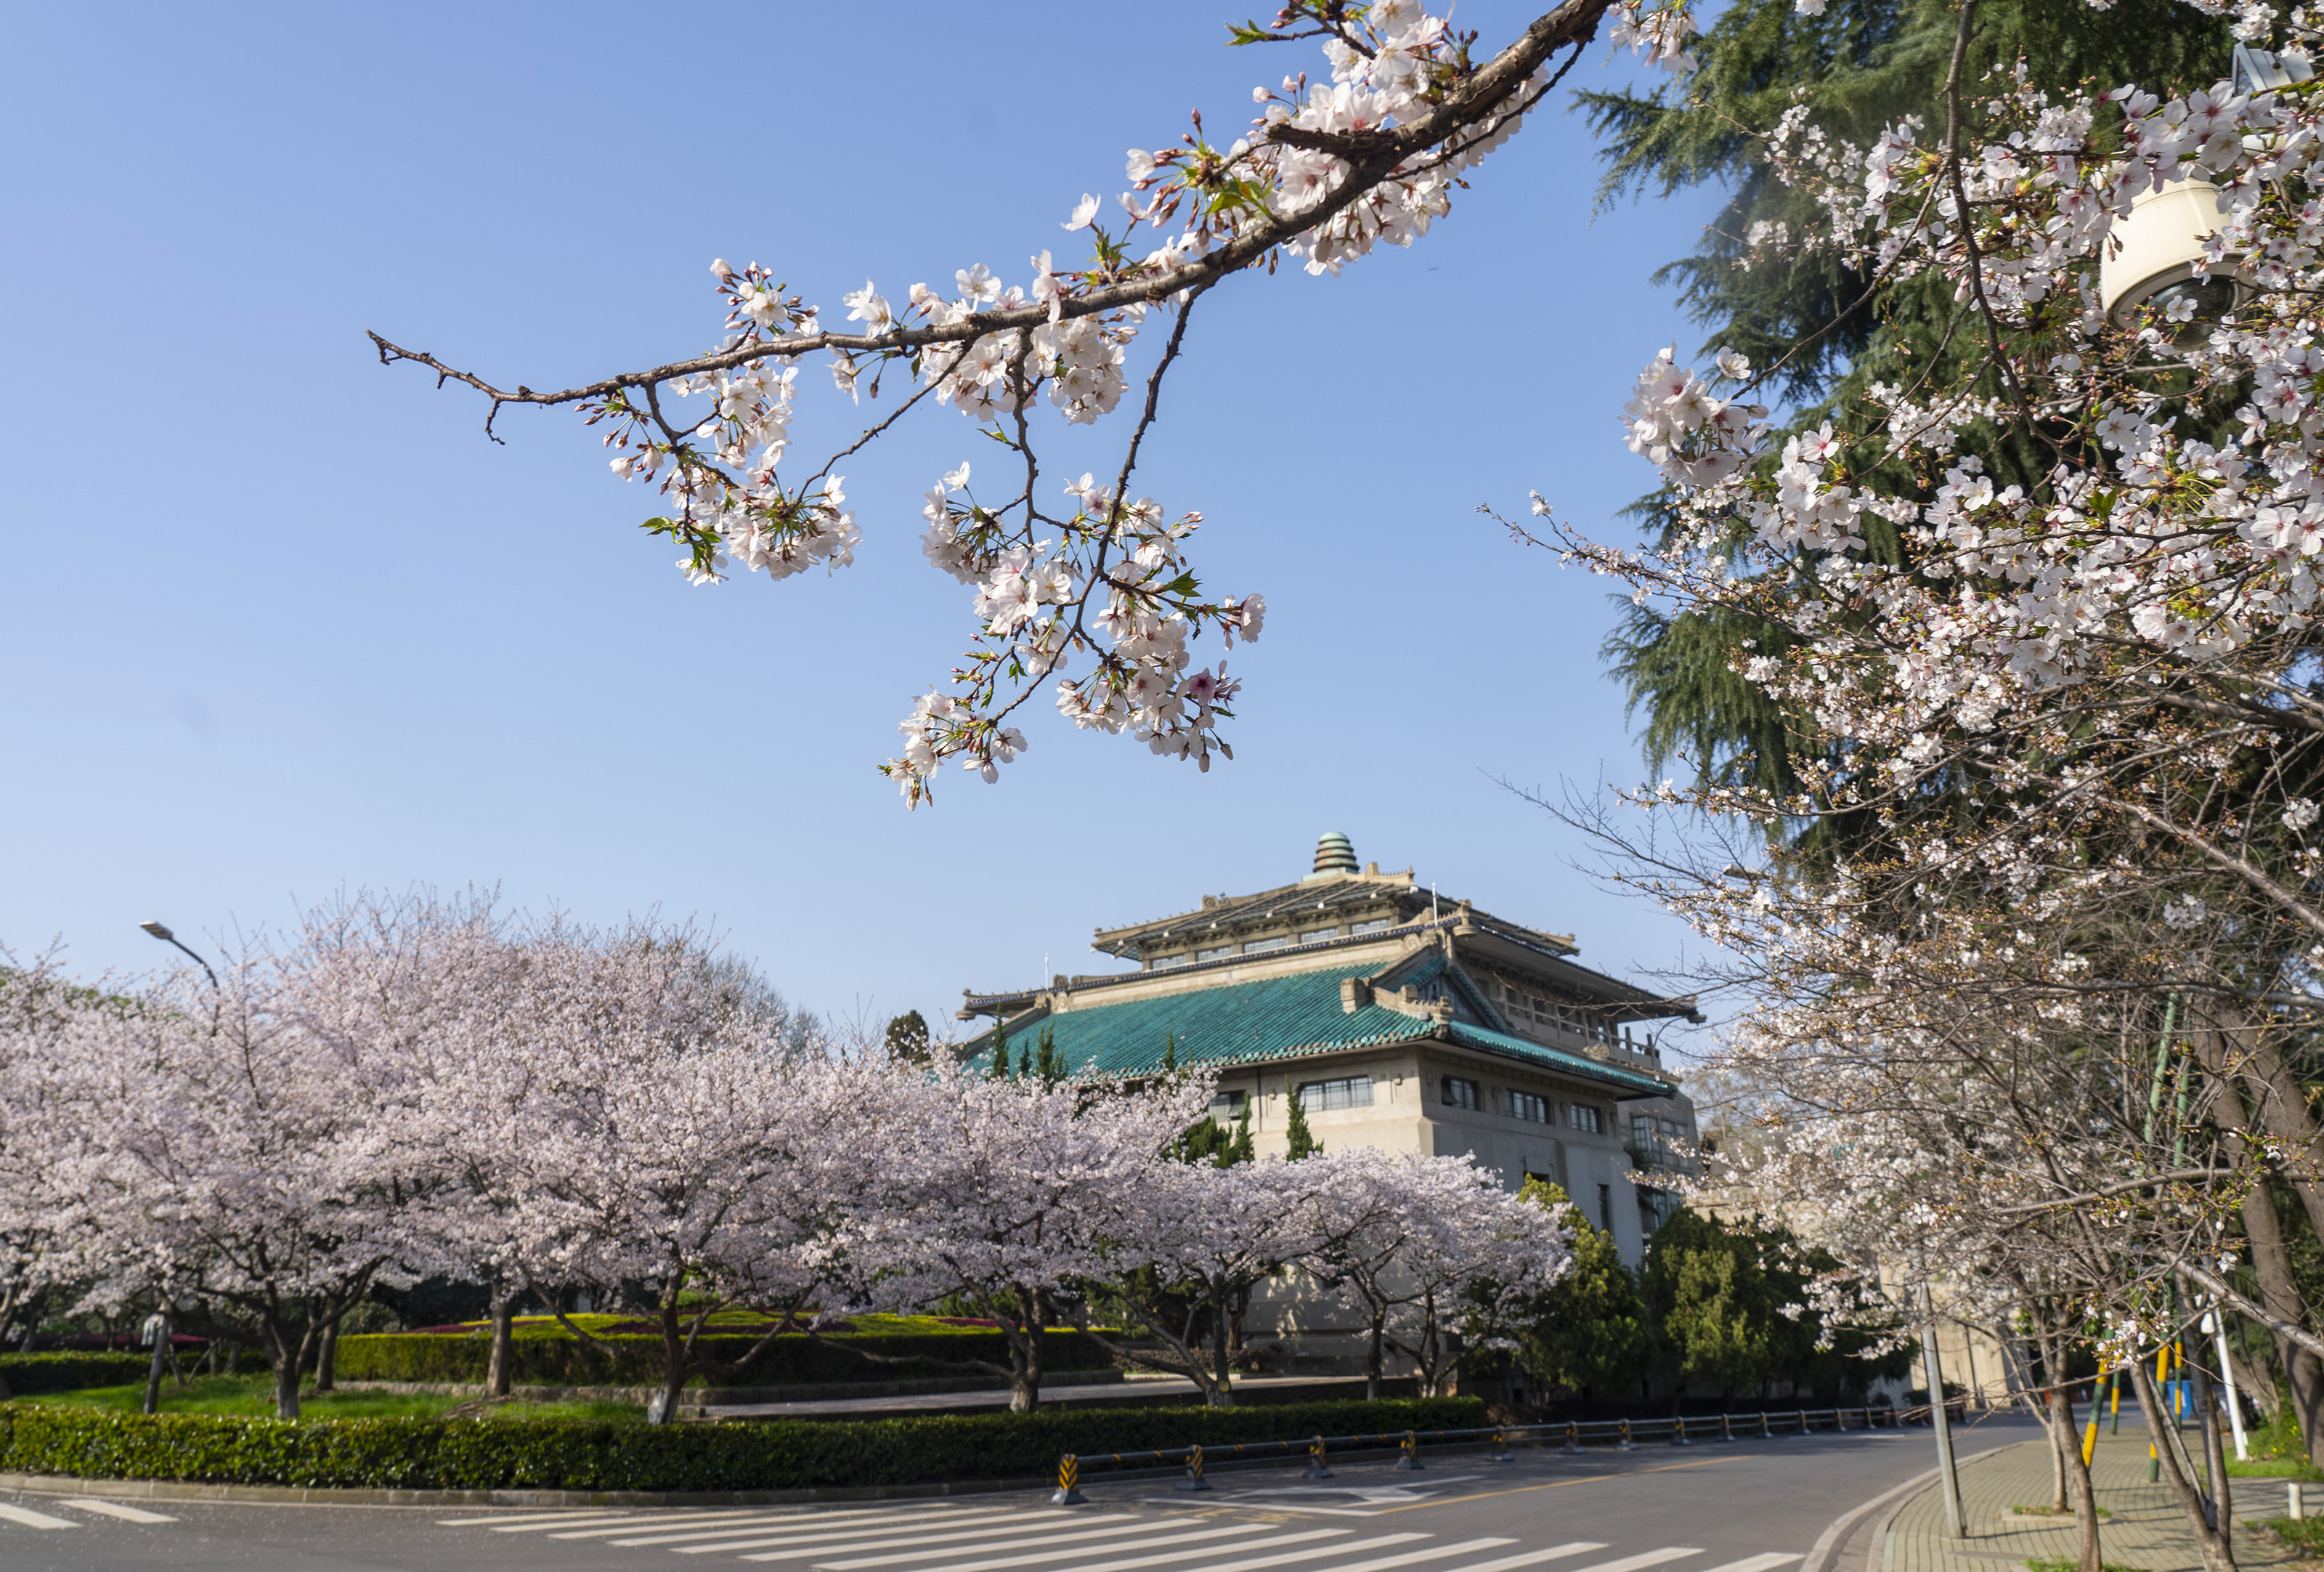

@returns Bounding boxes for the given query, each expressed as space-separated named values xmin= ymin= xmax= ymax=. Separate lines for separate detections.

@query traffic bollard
xmin=1721 ymin=1413 xmax=1735 ymax=1443
xmin=2292 ymin=1482 xmax=2307 ymax=1520
xmin=1177 ymin=1441 xmax=1211 ymax=1492
xmin=1564 ymin=1422 xmax=1581 ymax=1454
xmin=1620 ymin=1418 xmax=1636 ymax=1451
xmin=1674 ymin=1416 xmax=1691 ymax=1446
xmin=1487 ymin=1426 xmax=1515 ymax=1463
xmin=1303 ymin=1433 xmax=1333 ymax=1480
xmin=1395 ymin=1429 xmax=1424 ymax=1471
xmin=1052 ymin=1453 xmax=1087 ymax=1507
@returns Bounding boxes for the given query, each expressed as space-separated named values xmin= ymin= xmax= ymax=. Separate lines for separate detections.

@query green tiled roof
xmin=972 ymin=965 xmax=1671 ymax=1099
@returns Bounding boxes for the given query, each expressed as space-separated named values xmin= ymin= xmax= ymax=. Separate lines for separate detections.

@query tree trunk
xmin=2049 ymin=1385 xmax=2104 ymax=1572
xmin=1366 ymin=1310 xmax=1386 ymax=1403
xmin=2132 ymin=1358 xmax=2236 ymax=1572
xmin=486 ymin=1290 xmax=517 ymax=1399
xmin=1001 ymin=1287 xmax=1044 ymax=1414
xmin=142 ymin=1313 xmax=170 ymax=1416
xmin=263 ymin=1313 xmax=310 ymax=1421
xmin=314 ymin=1317 xmax=338 ymax=1393
xmin=2241 ymin=1176 xmax=2324 ymax=1468
xmin=1209 ymin=1279 xmax=1235 ymax=1408
xmin=646 ymin=1293 xmax=686 ymax=1425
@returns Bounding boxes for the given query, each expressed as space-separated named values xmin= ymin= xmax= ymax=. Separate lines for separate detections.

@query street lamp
xmin=138 ymin=920 xmax=219 ymax=991
xmin=139 ymin=919 xmax=219 ymax=1037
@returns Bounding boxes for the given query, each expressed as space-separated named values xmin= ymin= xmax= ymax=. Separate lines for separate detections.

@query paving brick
xmin=1882 ymin=1430 xmax=2301 ymax=1572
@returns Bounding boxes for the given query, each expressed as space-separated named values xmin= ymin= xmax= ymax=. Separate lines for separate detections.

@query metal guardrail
xmin=1049 ymin=1401 xmax=1965 ymax=1504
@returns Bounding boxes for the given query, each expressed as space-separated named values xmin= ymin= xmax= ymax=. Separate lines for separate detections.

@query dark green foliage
xmin=0 ymin=1355 xmax=155 ymax=1396
xmin=1283 ymin=1080 xmax=1320 ymax=1160
xmin=884 ymin=1010 xmax=932 ymax=1066
xmin=1033 ymin=1025 xmax=1064 ymax=1087
xmin=1174 ymin=1103 xmax=1255 ymax=1168
xmin=1638 ymin=1209 xmax=1909 ymax=1402
xmin=0 ymin=1396 xmax=1484 ymax=1493
xmin=986 ymin=1020 xmax=1011 ymax=1080
xmin=333 ymin=1329 xmax=1113 ymax=1389
xmin=1513 ymin=1182 xmax=1651 ymax=1399
xmin=1162 ymin=1033 xmax=1178 ymax=1074
xmin=1585 ymin=0 xmax=2232 ymax=797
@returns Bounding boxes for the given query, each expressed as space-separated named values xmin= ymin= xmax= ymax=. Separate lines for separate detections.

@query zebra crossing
xmin=0 ymin=1497 xmax=178 ymax=1529
xmin=434 ymin=1500 xmax=1808 ymax=1572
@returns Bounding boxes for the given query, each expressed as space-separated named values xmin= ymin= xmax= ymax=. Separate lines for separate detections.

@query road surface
xmin=0 ymin=1410 xmax=2041 ymax=1572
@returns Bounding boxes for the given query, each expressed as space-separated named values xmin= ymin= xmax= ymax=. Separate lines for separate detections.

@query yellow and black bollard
xmin=1177 ymin=1441 xmax=1211 ymax=1493
xmin=1721 ymin=1413 xmax=1735 ymax=1443
xmin=1564 ymin=1422 xmax=1581 ymax=1454
xmin=1487 ymin=1425 xmax=1515 ymax=1463
xmin=1303 ymin=1433 xmax=1333 ymax=1480
xmin=1673 ymin=1416 xmax=1691 ymax=1446
xmin=1394 ymin=1429 xmax=1424 ymax=1471
xmin=1052 ymin=1453 xmax=1087 ymax=1507
xmin=1619 ymin=1418 xmax=1636 ymax=1452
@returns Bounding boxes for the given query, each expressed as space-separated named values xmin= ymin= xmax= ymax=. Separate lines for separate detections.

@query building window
xmin=1441 ymin=1076 xmax=1479 ymax=1111
xmin=1296 ymin=1075 xmax=1375 ymax=1112
xmin=1150 ymin=953 xmax=1187 ymax=969
xmin=1598 ymin=1183 xmax=1614 ymax=1233
xmin=1569 ymin=1103 xmax=1604 ymax=1134
xmin=1243 ymin=936 xmax=1289 ymax=955
xmin=1351 ymin=917 xmax=1391 ymax=934
xmin=1299 ymin=927 xmax=1338 ymax=944
xmin=1508 ymin=1090 xmax=1549 ymax=1124
xmin=1208 ymin=1090 xmax=1248 ymax=1121
xmin=1197 ymin=945 xmax=1232 ymax=961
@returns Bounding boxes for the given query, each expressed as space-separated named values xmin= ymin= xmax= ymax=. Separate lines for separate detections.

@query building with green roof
xmin=959 ymin=834 xmax=1702 ymax=1267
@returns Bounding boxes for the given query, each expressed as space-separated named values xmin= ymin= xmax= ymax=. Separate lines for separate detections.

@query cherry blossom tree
xmin=842 ymin=1065 xmax=1208 ymax=1412
xmin=372 ymin=0 xmax=1713 ymax=803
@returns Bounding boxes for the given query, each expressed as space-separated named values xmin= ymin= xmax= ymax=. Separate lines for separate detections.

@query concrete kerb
xmin=1799 ymin=1441 xmax=2022 ymax=1572
xmin=0 ymin=1441 xmax=1495 ymax=1512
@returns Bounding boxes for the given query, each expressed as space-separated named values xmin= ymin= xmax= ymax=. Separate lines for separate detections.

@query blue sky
xmin=1 ymin=2 xmax=1729 ymax=1046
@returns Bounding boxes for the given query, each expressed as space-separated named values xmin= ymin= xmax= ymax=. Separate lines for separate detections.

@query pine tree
xmin=1283 ymin=1079 xmax=1320 ymax=1161
xmin=1226 ymin=1102 xmax=1255 ymax=1166
xmin=986 ymin=1020 xmax=1010 ymax=1081
xmin=1035 ymin=1024 xmax=1063 ymax=1087
xmin=883 ymin=1009 xmax=932 ymax=1066
xmin=1161 ymin=1033 xmax=1178 ymax=1075
xmin=1583 ymin=0 xmax=2232 ymax=801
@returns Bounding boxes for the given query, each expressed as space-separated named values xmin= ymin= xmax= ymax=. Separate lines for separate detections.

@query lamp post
xmin=134 ymin=920 xmax=215 ymax=1412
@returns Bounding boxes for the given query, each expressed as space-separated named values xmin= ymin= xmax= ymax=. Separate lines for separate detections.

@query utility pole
xmin=1922 ymin=1287 xmax=1967 ymax=1538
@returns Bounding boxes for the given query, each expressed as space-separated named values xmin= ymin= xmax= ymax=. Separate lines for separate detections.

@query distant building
xmin=959 ymin=833 xmax=1702 ymax=1267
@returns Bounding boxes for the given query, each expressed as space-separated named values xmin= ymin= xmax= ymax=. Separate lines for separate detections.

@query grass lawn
xmin=16 ymin=1376 xmax=642 ymax=1424
xmin=2224 ymin=1457 xmax=2324 ymax=1482
xmin=2264 ymin=1518 xmax=2324 ymax=1557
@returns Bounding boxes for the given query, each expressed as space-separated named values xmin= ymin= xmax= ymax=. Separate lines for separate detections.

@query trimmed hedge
xmin=0 ymin=1354 xmax=157 ymax=1396
xmin=334 ymin=1327 xmax=1113 ymax=1389
xmin=0 ymin=1395 xmax=1485 ymax=1493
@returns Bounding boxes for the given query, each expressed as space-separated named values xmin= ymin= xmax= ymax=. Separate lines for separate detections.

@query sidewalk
xmin=1882 ymin=1430 xmax=2303 ymax=1572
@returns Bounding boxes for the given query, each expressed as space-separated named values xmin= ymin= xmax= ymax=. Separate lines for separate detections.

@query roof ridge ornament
xmin=1307 ymin=830 xmax=1359 ymax=880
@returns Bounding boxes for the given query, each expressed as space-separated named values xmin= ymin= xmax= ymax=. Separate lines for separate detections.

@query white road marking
xmin=1199 ymin=1532 xmax=1434 ymax=1572
xmin=60 ymin=1499 xmax=178 ymax=1524
xmin=728 ymin=1514 xmax=1134 ymax=1562
xmin=1699 ymin=1556 xmax=1803 ymax=1572
xmin=903 ymin=1520 xmax=1274 ymax=1572
xmin=1327 ymin=1542 xmax=1520 ymax=1572
xmin=489 ymin=1512 xmax=656 ymax=1533
xmin=438 ymin=1510 xmax=613 ymax=1526
xmin=0 ymin=1503 xmax=81 ymax=1530
xmin=1439 ymin=1547 xmax=1612 ymax=1572
xmin=616 ymin=1509 xmax=1020 ymax=1548
xmin=550 ymin=1512 xmax=817 ymax=1540
xmin=1047 ymin=1528 xmax=1356 ymax=1572
xmin=817 ymin=1518 xmax=1188 ymax=1569
xmin=1570 ymin=1550 xmax=1705 ymax=1572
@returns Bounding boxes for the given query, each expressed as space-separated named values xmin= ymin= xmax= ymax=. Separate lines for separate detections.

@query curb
xmin=1801 ymin=1438 xmax=2026 ymax=1572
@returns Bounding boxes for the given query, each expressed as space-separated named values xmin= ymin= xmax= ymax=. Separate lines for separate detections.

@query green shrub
xmin=2270 ymin=1518 xmax=2324 ymax=1557
xmin=0 ymin=1395 xmax=1484 ymax=1492
xmin=0 ymin=1354 xmax=157 ymax=1396
xmin=334 ymin=1327 xmax=1113 ymax=1388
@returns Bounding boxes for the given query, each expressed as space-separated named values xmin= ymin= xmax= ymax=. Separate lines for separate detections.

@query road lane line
xmin=903 ymin=1521 xmax=1272 ymax=1572
xmin=549 ymin=1512 xmax=789 ymax=1539
xmin=0 ymin=1503 xmax=81 ymax=1529
xmin=1376 ymin=1458 xmax=1739 ymax=1515
xmin=816 ymin=1518 xmax=1193 ymax=1569
xmin=614 ymin=1510 xmax=1020 ymax=1548
xmin=1699 ymin=1555 xmax=1802 ymax=1572
xmin=1057 ymin=1528 xmax=1355 ymax=1572
xmin=725 ymin=1515 xmax=1131 ymax=1561
xmin=61 ymin=1499 xmax=178 ymax=1524
xmin=1324 ymin=1540 xmax=1520 ymax=1572
xmin=1569 ymin=1549 xmax=1702 ymax=1572
xmin=1437 ymin=1541 xmax=1609 ymax=1572
xmin=439 ymin=1510 xmax=612 ymax=1526
xmin=1198 ymin=1532 xmax=1434 ymax=1572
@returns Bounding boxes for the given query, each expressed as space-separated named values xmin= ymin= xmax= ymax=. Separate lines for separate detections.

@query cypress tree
xmin=1227 ymin=1102 xmax=1255 ymax=1166
xmin=1162 ymin=1033 xmax=1178 ymax=1075
xmin=1283 ymin=1079 xmax=1320 ymax=1161
xmin=987 ymin=1020 xmax=1010 ymax=1081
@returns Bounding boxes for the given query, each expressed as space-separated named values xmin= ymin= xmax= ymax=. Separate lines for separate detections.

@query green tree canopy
xmin=1515 ymin=1179 xmax=1651 ymax=1400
